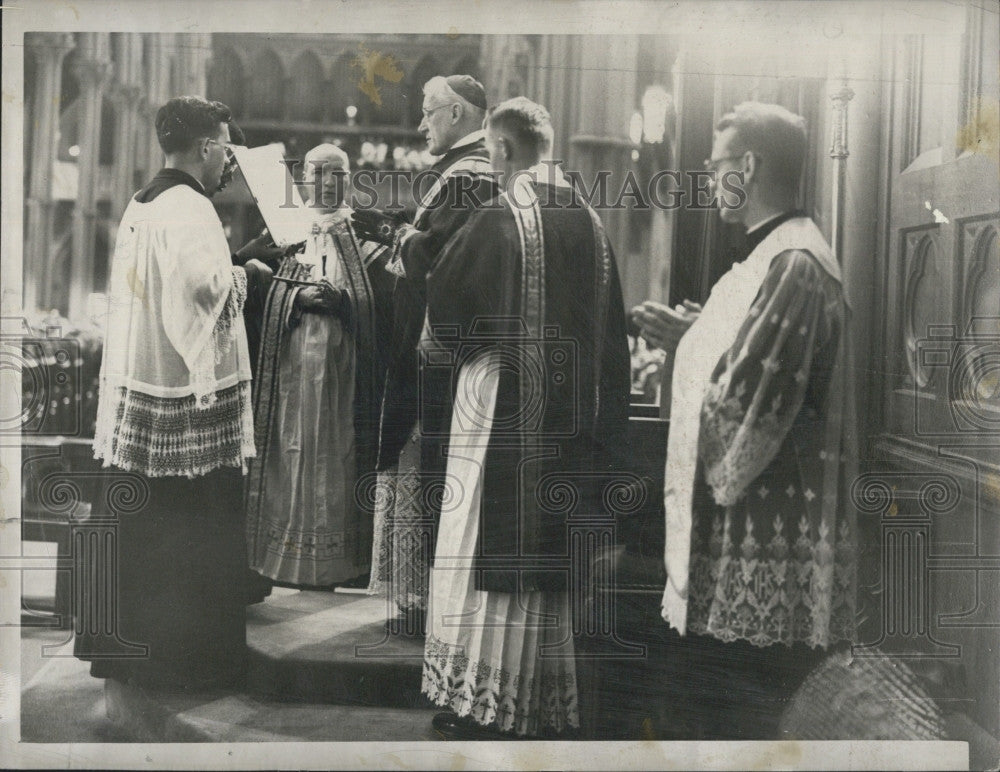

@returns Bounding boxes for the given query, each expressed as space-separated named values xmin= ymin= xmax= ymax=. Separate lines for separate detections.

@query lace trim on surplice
xmin=421 ymin=633 xmax=579 ymax=737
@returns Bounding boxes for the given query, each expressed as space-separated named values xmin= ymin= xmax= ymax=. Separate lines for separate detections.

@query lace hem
xmin=365 ymin=442 xmax=431 ymax=611
xmin=421 ymin=634 xmax=579 ymax=737
xmin=366 ymin=467 xmax=396 ymax=594
xmin=687 ymin=513 xmax=857 ymax=649
xmin=187 ymin=269 xmax=248 ymax=409
xmin=93 ymin=381 xmax=255 ymax=479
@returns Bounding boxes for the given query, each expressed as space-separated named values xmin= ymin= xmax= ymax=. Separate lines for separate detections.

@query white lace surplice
xmin=94 ymin=185 xmax=254 ymax=478
xmin=365 ymin=428 xmax=430 ymax=611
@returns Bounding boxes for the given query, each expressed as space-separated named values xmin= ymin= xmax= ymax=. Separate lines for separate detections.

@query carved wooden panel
xmin=961 ymin=217 xmax=1000 ymax=326
xmin=902 ymin=227 xmax=942 ymax=389
xmin=878 ymin=15 xmax=1000 ymax=741
xmin=954 ymin=216 xmax=1000 ymax=432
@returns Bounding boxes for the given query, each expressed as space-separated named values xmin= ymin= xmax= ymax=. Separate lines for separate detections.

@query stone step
xmin=246 ymin=589 xmax=426 ymax=706
xmin=98 ymin=588 xmax=440 ymax=742
xmin=104 ymin=679 xmax=438 ymax=742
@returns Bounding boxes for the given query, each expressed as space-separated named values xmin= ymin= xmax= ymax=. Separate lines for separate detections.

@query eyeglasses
xmin=703 ymin=154 xmax=745 ymax=172
xmin=421 ymin=103 xmax=456 ymax=120
xmin=205 ymin=138 xmax=236 ymax=159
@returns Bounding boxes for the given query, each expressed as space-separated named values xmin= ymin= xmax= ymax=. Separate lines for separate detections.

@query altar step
xmin=245 ymin=588 xmax=427 ymax=706
xmin=104 ymin=679 xmax=438 ymax=742
xmin=99 ymin=589 xmax=439 ymax=742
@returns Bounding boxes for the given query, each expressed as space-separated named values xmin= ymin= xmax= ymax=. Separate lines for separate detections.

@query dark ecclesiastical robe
xmin=420 ymin=173 xmax=630 ymax=737
xmin=424 ymin=174 xmax=631 ymax=594
xmin=377 ymin=137 xmax=497 ymax=471
xmin=77 ymin=168 xmax=254 ymax=689
xmin=367 ymin=137 xmax=497 ymax=615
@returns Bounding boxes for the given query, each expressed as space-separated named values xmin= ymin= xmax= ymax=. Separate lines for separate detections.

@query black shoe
xmin=431 ymin=712 xmax=518 ymax=741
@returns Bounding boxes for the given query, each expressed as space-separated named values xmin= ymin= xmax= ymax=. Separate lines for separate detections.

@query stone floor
xmin=17 ymin=588 xmax=1000 ymax=767
xmin=19 ymin=588 xmax=438 ymax=743
xmin=20 ymin=626 xmax=129 ymax=743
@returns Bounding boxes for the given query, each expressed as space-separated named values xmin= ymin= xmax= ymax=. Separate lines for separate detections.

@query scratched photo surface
xmin=2 ymin=1 xmax=998 ymax=770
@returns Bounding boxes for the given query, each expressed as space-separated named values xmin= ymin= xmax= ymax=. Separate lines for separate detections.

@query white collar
xmin=163 ymin=167 xmax=206 ymax=193
xmin=449 ymin=130 xmax=485 ymax=152
xmin=306 ymin=203 xmax=351 ymax=218
xmin=745 ymin=215 xmax=842 ymax=286
xmin=746 ymin=211 xmax=786 ymax=234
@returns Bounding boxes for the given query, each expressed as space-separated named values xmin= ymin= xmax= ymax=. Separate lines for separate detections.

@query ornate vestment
xmin=245 ymin=212 xmax=389 ymax=585
xmin=662 ymin=216 xmax=858 ymax=648
xmin=367 ymin=138 xmax=496 ymax=613
xmin=80 ymin=168 xmax=253 ymax=689
xmin=94 ymin=169 xmax=254 ymax=478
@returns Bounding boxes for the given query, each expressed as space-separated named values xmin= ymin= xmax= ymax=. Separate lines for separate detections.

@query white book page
xmin=231 ymin=143 xmax=315 ymax=247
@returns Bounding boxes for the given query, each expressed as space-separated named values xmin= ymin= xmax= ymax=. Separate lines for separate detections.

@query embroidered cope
xmin=246 ymin=213 xmax=389 ymax=585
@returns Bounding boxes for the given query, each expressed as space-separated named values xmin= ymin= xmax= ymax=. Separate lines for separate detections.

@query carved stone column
xmin=826 ymin=46 xmax=882 ymax=441
xmin=142 ymin=34 xmax=174 ymax=179
xmin=173 ymin=33 xmax=213 ymax=96
xmin=111 ymin=34 xmax=144 ymax=220
xmin=569 ymin=36 xmax=639 ymax=305
xmin=24 ymin=33 xmax=75 ymax=313
xmin=68 ymin=33 xmax=111 ymax=319
xmin=828 ymin=78 xmax=855 ymax=262
xmin=533 ymin=36 xmax=579 ymax=163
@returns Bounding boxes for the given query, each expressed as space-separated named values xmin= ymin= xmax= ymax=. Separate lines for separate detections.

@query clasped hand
xmin=296 ymin=281 xmax=342 ymax=315
xmin=630 ymin=299 xmax=702 ymax=355
xmin=350 ymin=208 xmax=409 ymax=247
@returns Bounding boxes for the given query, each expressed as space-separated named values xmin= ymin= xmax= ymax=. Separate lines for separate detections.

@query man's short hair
xmin=716 ymin=102 xmax=807 ymax=193
xmin=155 ymin=96 xmax=232 ymax=154
xmin=486 ymin=97 xmax=554 ymax=160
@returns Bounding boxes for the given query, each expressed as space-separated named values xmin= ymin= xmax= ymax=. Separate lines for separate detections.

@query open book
xmin=230 ymin=143 xmax=317 ymax=247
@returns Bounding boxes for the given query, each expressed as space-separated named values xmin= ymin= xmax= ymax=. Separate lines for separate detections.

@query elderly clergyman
xmin=245 ymin=143 xmax=392 ymax=587
xmin=353 ymin=75 xmax=498 ymax=635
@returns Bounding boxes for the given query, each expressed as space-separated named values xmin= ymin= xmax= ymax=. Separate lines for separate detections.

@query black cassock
xmin=424 ymin=178 xmax=631 ymax=594
xmin=377 ymin=139 xmax=497 ymax=472
xmin=368 ymin=139 xmax=496 ymax=614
